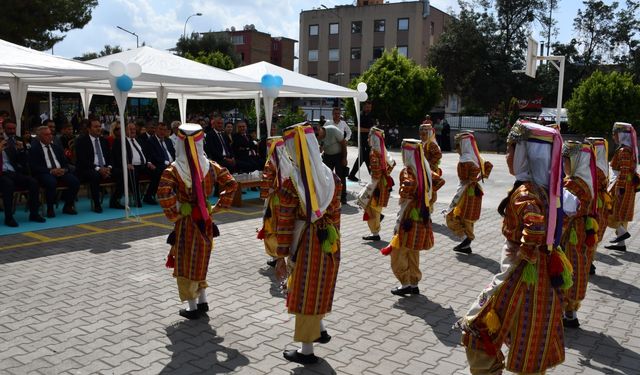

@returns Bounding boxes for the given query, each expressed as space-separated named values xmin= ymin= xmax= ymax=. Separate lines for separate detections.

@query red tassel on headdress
xmin=363 ymin=212 xmax=370 ymax=221
xmin=165 ymin=254 xmax=175 ymax=268
xmin=380 ymin=245 xmax=393 ymax=256
xmin=479 ymin=330 xmax=497 ymax=356
xmin=257 ymin=227 xmax=265 ymax=240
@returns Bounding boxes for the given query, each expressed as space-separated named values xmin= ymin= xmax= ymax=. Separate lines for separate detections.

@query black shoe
xmin=453 ymin=246 xmax=472 ymax=254
xmin=341 ymin=198 xmax=348 ymax=204
xmin=362 ymin=235 xmax=381 ymax=241
xmin=589 ymin=263 xmax=596 ymax=276
xmin=411 ymin=286 xmax=420 ymax=295
xmin=109 ymin=201 xmax=125 ymax=209
xmin=610 ymin=232 xmax=630 ymax=243
xmin=283 ymin=350 xmax=319 ymax=364
xmin=314 ymin=330 xmax=331 ymax=344
xmin=605 ymin=244 xmax=627 ymax=252
xmin=563 ymin=317 xmax=580 ymax=328
xmin=266 ymin=259 xmax=278 ymax=267
xmin=179 ymin=309 xmax=200 ymax=320
xmin=380 ymin=214 xmax=385 ymax=222
xmin=29 ymin=214 xmax=46 ymax=223
xmin=47 ymin=208 xmax=56 ymax=218
xmin=197 ymin=303 xmax=209 ymax=313
xmin=93 ymin=204 xmax=103 ymax=213
xmin=62 ymin=205 xmax=77 ymax=215
xmin=453 ymin=238 xmax=472 ymax=251
xmin=347 ymin=175 xmax=359 ymax=182
xmin=391 ymin=286 xmax=414 ymax=296
xmin=4 ymin=217 xmax=18 ymax=227
xmin=143 ymin=196 xmax=158 ymax=205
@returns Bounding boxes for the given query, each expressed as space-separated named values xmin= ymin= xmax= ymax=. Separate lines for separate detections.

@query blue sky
xmin=53 ymin=0 xmax=585 ymax=62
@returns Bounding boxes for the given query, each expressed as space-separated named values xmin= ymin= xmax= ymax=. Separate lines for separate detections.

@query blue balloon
xmin=274 ymin=75 xmax=283 ymax=88
xmin=261 ymin=74 xmax=275 ymax=88
xmin=116 ymin=75 xmax=133 ymax=91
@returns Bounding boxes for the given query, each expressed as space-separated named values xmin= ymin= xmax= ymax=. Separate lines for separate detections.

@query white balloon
xmin=357 ymin=82 xmax=367 ymax=92
xmin=108 ymin=61 xmax=126 ymax=77
xmin=126 ymin=62 xmax=142 ymax=79
xmin=358 ymin=91 xmax=368 ymax=102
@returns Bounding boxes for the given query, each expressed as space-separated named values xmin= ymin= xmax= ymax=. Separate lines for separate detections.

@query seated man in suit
xmin=0 ymin=120 xmax=46 ymax=227
xmin=144 ymin=121 xmax=175 ymax=204
xmin=75 ymin=118 xmax=121 ymax=212
xmin=205 ymin=115 xmax=236 ymax=173
xmin=112 ymin=122 xmax=162 ymax=207
xmin=29 ymin=125 xmax=80 ymax=217
xmin=232 ymin=120 xmax=261 ymax=173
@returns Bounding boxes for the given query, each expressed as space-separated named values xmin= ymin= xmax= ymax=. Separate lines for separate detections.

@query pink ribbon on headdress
xmin=586 ymin=145 xmax=598 ymax=215
xmin=630 ymin=125 xmax=638 ymax=171
xmin=375 ymin=131 xmax=387 ymax=172
xmin=545 ymin=130 xmax=563 ymax=249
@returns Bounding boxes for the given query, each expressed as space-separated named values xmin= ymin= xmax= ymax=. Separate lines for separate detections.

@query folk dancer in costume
xmin=585 ymin=137 xmax=610 ymax=275
xmin=276 ymin=123 xmax=342 ymax=364
xmin=158 ymin=124 xmax=238 ymax=320
xmin=456 ymin=120 xmax=570 ymax=375
xmin=419 ymin=123 xmax=445 ymax=210
xmin=605 ymin=122 xmax=639 ymax=252
xmin=380 ymin=139 xmax=434 ymax=296
xmin=445 ymin=131 xmax=493 ymax=254
xmin=357 ymin=127 xmax=396 ymax=241
xmin=560 ymin=141 xmax=598 ymax=328
xmin=257 ymin=136 xmax=293 ymax=284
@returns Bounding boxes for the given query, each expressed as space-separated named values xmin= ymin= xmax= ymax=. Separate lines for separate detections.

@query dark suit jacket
xmin=74 ymin=134 xmax=113 ymax=174
xmin=112 ymin=137 xmax=150 ymax=168
xmin=146 ymin=136 xmax=175 ymax=168
xmin=205 ymin=130 xmax=233 ymax=163
xmin=29 ymin=141 xmax=69 ymax=175
xmin=2 ymin=136 xmax=29 ymax=174
xmin=232 ymin=133 xmax=258 ymax=161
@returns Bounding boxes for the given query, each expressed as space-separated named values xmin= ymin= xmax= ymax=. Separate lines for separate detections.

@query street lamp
xmin=183 ymin=13 xmax=203 ymax=39
xmin=117 ymin=26 xmax=139 ymax=48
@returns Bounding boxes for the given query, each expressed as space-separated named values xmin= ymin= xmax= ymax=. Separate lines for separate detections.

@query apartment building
xmin=210 ymin=26 xmax=297 ymax=70
xmin=299 ymin=0 xmax=451 ymax=86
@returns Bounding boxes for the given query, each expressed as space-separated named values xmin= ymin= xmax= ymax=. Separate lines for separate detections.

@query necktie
xmin=218 ymin=132 xmax=228 ymax=156
xmin=94 ymin=137 xmax=105 ymax=167
xmin=7 ymin=136 xmax=15 ymax=148
xmin=130 ymin=139 xmax=145 ymax=164
xmin=0 ymin=148 xmax=3 ymax=176
xmin=160 ymin=139 xmax=171 ymax=162
xmin=46 ymin=145 xmax=58 ymax=169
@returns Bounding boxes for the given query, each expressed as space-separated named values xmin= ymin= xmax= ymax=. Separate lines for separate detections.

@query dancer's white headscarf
xmin=174 ymin=123 xmax=210 ymax=189
xmin=507 ymin=120 xmax=564 ymax=249
xmin=585 ymin=137 xmax=609 ymax=177
xmin=612 ymin=122 xmax=638 ymax=173
xmin=402 ymin=138 xmax=432 ymax=205
xmin=265 ymin=136 xmax=293 ymax=187
xmin=283 ymin=123 xmax=335 ymax=223
xmin=563 ymin=140 xmax=597 ymax=199
xmin=419 ymin=123 xmax=438 ymax=147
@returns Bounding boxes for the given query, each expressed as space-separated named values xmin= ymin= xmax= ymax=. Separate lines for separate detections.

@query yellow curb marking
xmin=76 ymin=224 xmax=106 ymax=233
xmin=21 ymin=232 xmax=52 ymax=241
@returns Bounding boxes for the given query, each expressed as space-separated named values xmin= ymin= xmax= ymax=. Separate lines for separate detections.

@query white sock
xmin=187 ymin=299 xmax=197 ymax=311
xmin=198 ymin=289 xmax=207 ymax=304
xmin=319 ymin=320 xmax=326 ymax=332
xmin=298 ymin=342 xmax=314 ymax=355
xmin=401 ymin=284 xmax=410 ymax=288
xmin=565 ymin=311 xmax=576 ymax=320
xmin=617 ymin=225 xmax=627 ymax=236
xmin=619 ymin=239 xmax=626 ymax=246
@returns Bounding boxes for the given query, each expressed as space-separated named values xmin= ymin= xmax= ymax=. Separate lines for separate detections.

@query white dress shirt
xmin=89 ymin=135 xmax=107 ymax=168
xmin=326 ymin=119 xmax=352 ymax=141
xmin=128 ymin=137 xmax=145 ymax=166
xmin=41 ymin=142 xmax=61 ymax=169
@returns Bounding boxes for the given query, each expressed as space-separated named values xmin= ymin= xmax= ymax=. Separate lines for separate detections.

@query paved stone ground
xmin=1 ymin=147 xmax=639 ymax=374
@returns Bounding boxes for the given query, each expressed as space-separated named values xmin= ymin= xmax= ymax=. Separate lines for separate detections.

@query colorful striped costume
xmin=608 ymin=146 xmax=636 ymax=225
xmin=585 ymin=138 xmax=610 ymax=242
xmin=446 ymin=132 xmax=492 ymax=241
xmin=158 ymin=161 xmax=237 ymax=301
xmin=458 ymin=121 xmax=567 ymax=375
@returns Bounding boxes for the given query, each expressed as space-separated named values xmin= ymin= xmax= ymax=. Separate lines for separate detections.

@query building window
xmin=430 ymin=22 xmax=435 ymax=35
xmin=329 ymin=23 xmax=339 ymax=35
xmin=309 ymin=24 xmax=319 ymax=36
xmin=373 ymin=46 xmax=384 ymax=59
xmin=351 ymin=47 xmax=361 ymax=60
xmin=397 ymin=46 xmax=408 ymax=57
xmin=231 ymin=35 xmax=244 ymax=45
xmin=398 ymin=18 xmax=409 ymax=31
xmin=374 ymin=19 xmax=385 ymax=32
xmin=308 ymin=50 xmax=319 ymax=62
xmin=350 ymin=72 xmax=360 ymax=80
xmin=351 ymin=21 xmax=362 ymax=34
xmin=329 ymin=49 xmax=340 ymax=61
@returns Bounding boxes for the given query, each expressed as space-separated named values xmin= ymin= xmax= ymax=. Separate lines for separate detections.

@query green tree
xmin=74 ymin=44 xmax=123 ymax=61
xmin=349 ymin=49 xmax=442 ymax=126
xmin=175 ymin=32 xmax=241 ymax=68
xmin=488 ymin=98 xmax=520 ymax=152
xmin=0 ymin=0 xmax=98 ymax=50
xmin=183 ymin=51 xmax=236 ymax=70
xmin=566 ymin=71 xmax=640 ymax=135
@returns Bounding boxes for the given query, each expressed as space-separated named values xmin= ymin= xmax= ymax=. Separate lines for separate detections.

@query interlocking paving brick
xmin=1 ymin=150 xmax=639 ymax=374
